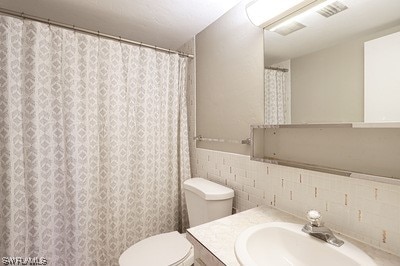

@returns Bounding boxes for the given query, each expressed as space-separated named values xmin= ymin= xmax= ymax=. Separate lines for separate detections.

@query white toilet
xmin=119 ymin=177 xmax=234 ymax=266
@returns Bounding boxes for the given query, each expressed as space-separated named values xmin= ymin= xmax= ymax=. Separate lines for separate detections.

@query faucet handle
xmin=306 ymin=210 xmax=321 ymax=226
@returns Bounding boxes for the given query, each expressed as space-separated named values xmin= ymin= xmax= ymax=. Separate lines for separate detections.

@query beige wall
xmin=291 ymin=40 xmax=364 ymax=123
xmin=195 ymin=0 xmax=264 ymax=155
xmin=291 ymin=24 xmax=400 ymax=123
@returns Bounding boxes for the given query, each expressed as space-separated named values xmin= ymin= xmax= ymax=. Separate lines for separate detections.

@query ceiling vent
xmin=274 ymin=21 xmax=306 ymax=36
xmin=317 ymin=1 xmax=348 ymax=18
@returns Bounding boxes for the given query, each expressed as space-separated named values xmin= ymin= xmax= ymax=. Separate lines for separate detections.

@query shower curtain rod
xmin=265 ymin=66 xmax=289 ymax=72
xmin=0 ymin=7 xmax=194 ymax=59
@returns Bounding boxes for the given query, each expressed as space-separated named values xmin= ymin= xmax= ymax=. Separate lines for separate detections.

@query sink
xmin=234 ymin=222 xmax=376 ymax=266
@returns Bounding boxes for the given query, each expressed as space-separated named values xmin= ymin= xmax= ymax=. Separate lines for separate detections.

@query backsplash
xmin=190 ymin=148 xmax=400 ymax=256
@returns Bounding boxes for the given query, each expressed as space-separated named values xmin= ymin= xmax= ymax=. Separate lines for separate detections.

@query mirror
xmin=263 ymin=0 xmax=400 ymax=124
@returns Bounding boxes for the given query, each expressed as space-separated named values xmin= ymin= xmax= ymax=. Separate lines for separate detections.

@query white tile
xmin=242 ymin=200 xmax=258 ymax=211
xmin=245 ymin=170 xmax=256 ymax=179
xmin=220 ymin=170 xmax=234 ymax=181
xmin=329 ymin=177 xmax=346 ymax=191
xmin=236 ymin=175 xmax=254 ymax=187
xmin=235 ymin=190 xmax=249 ymax=201
xmin=381 ymin=230 xmax=400 ymax=254
xmin=379 ymin=189 xmax=400 ymax=205
xmin=328 ymin=190 xmax=344 ymax=205
xmin=192 ymin=148 xmax=400 ymax=255
xmin=355 ymin=184 xmax=375 ymax=200
xmin=254 ymin=176 xmax=269 ymax=192
xmin=249 ymin=195 xmax=264 ymax=206
xmin=353 ymin=197 xmax=380 ymax=215
xmin=243 ymin=185 xmax=264 ymax=199
xmin=207 ymin=174 xmax=225 ymax=185
xmin=378 ymin=203 xmax=400 ymax=219
xmin=231 ymin=167 xmax=246 ymax=177
xmin=226 ymin=180 xmax=243 ymax=191
xmin=310 ymin=175 xmax=331 ymax=189
xmin=372 ymin=213 xmax=399 ymax=232
xmin=219 ymin=164 xmax=231 ymax=174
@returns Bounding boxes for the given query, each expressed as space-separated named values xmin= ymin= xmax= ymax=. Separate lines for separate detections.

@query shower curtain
xmin=0 ymin=15 xmax=191 ymax=265
xmin=264 ymin=68 xmax=290 ymax=125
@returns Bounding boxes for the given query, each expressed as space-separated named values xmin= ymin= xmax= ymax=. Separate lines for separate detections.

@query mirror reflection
xmin=263 ymin=0 xmax=400 ymax=124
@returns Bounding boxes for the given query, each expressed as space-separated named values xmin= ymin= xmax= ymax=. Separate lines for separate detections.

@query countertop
xmin=187 ymin=206 xmax=400 ymax=266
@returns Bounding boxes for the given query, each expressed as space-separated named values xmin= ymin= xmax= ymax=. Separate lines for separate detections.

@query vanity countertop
xmin=187 ymin=206 xmax=400 ymax=266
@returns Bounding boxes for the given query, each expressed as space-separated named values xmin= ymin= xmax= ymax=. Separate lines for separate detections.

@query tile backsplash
xmin=191 ymin=148 xmax=400 ymax=256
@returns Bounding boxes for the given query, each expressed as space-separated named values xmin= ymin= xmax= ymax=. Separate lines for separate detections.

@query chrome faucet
xmin=302 ymin=210 xmax=344 ymax=247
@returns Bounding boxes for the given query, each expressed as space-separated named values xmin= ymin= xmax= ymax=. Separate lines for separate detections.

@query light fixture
xmin=246 ymin=0 xmax=335 ymax=30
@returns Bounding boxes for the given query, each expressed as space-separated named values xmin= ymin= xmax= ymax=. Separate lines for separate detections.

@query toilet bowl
xmin=119 ymin=177 xmax=234 ymax=266
xmin=119 ymin=231 xmax=194 ymax=266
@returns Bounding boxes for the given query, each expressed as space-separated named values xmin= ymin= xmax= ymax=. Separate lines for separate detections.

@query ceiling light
xmin=246 ymin=0 xmax=335 ymax=30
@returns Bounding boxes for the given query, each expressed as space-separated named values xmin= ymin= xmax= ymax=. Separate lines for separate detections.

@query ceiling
xmin=0 ymin=0 xmax=243 ymax=50
xmin=264 ymin=0 xmax=400 ymax=65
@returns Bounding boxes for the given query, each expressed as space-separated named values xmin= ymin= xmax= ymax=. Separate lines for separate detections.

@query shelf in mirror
xmin=250 ymin=124 xmax=400 ymax=182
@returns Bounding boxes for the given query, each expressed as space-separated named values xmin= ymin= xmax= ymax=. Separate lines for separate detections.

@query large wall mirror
xmin=264 ymin=0 xmax=400 ymax=125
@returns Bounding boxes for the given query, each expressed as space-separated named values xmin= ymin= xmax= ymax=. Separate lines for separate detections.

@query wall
xmin=187 ymin=34 xmax=400 ymax=257
xmin=291 ymin=39 xmax=364 ymax=123
xmin=191 ymin=0 xmax=400 ymax=258
xmin=195 ymin=0 xmax=264 ymax=155
xmin=191 ymin=148 xmax=400 ymax=256
xmin=291 ymin=25 xmax=400 ymax=123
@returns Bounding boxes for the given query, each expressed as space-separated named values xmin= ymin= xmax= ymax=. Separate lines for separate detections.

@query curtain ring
xmin=97 ymin=30 xmax=100 ymax=37
xmin=72 ymin=25 xmax=76 ymax=33
xmin=119 ymin=36 xmax=122 ymax=43
xmin=21 ymin=12 xmax=25 ymax=20
xmin=47 ymin=18 xmax=51 ymax=28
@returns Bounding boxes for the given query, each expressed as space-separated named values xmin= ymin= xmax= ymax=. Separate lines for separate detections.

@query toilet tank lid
xmin=184 ymin=178 xmax=234 ymax=200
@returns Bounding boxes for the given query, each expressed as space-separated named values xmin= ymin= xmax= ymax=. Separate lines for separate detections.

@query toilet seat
xmin=119 ymin=231 xmax=194 ymax=266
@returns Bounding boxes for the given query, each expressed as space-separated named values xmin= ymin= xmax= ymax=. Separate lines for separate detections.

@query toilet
xmin=119 ymin=177 xmax=234 ymax=266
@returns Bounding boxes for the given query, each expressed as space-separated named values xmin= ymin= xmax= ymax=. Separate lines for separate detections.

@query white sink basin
xmin=234 ymin=222 xmax=376 ymax=266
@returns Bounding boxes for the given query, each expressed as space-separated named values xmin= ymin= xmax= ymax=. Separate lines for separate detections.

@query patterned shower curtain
xmin=0 ymin=15 xmax=191 ymax=265
xmin=264 ymin=69 xmax=289 ymax=125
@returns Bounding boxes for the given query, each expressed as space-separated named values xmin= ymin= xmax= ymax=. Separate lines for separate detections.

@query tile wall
xmin=181 ymin=37 xmax=400 ymax=256
xmin=191 ymin=149 xmax=400 ymax=256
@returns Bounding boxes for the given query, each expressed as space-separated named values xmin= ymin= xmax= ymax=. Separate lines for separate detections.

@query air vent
xmin=274 ymin=21 xmax=306 ymax=36
xmin=317 ymin=1 xmax=348 ymax=18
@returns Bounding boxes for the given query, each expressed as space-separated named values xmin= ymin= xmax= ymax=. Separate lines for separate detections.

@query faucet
xmin=302 ymin=210 xmax=344 ymax=247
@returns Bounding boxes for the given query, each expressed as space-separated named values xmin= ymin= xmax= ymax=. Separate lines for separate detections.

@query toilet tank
xmin=184 ymin=178 xmax=234 ymax=227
